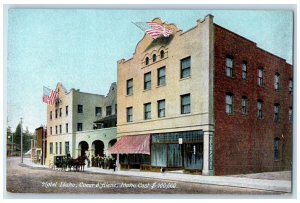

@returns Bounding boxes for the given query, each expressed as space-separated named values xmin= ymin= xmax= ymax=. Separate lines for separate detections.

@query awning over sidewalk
xmin=108 ymin=134 xmax=150 ymax=155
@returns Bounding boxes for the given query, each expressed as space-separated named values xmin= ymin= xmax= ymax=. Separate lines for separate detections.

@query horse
xmin=67 ymin=156 xmax=86 ymax=172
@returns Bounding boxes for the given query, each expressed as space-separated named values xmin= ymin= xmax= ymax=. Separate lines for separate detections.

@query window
xmin=95 ymin=107 xmax=102 ymax=117
xmin=55 ymin=142 xmax=58 ymax=154
xmin=127 ymin=79 xmax=133 ymax=95
xmin=289 ymin=80 xmax=293 ymax=93
xmin=66 ymin=106 xmax=68 ymax=116
xmin=160 ymin=50 xmax=165 ymax=59
xmin=226 ymin=57 xmax=233 ymax=77
xmin=50 ymin=127 xmax=52 ymax=135
xmin=127 ymin=107 xmax=133 ymax=122
xmin=59 ymin=142 xmax=62 ymax=154
xmin=145 ymin=57 xmax=149 ymax=65
xmin=157 ymin=67 xmax=166 ymax=86
xmin=158 ymin=100 xmax=166 ymax=118
xmin=106 ymin=106 xmax=112 ymax=116
xmin=144 ymin=103 xmax=151 ymax=120
xmin=274 ymin=138 xmax=280 ymax=161
xmin=77 ymin=123 xmax=83 ymax=131
xmin=144 ymin=72 xmax=151 ymax=90
xmin=55 ymin=109 xmax=58 ymax=118
xmin=289 ymin=107 xmax=292 ymax=121
xmin=257 ymin=100 xmax=263 ymax=119
xmin=66 ymin=123 xmax=68 ymax=133
xmin=59 ymin=108 xmax=62 ymax=117
xmin=274 ymin=73 xmax=280 ymax=90
xmin=59 ymin=125 xmax=62 ymax=134
xmin=78 ymin=105 xmax=83 ymax=113
xmin=180 ymin=57 xmax=191 ymax=78
xmin=50 ymin=143 xmax=53 ymax=154
xmin=153 ymin=54 xmax=157 ymax=62
xmin=242 ymin=96 xmax=247 ymax=114
xmin=242 ymin=61 xmax=247 ymax=80
xmin=50 ymin=111 xmax=52 ymax=120
xmin=274 ymin=104 xmax=280 ymax=122
xmin=181 ymin=94 xmax=191 ymax=114
xmin=258 ymin=68 xmax=264 ymax=86
xmin=55 ymin=126 xmax=58 ymax=134
xmin=226 ymin=93 xmax=234 ymax=114
xmin=115 ymin=104 xmax=117 ymax=115
xmin=65 ymin=142 xmax=69 ymax=155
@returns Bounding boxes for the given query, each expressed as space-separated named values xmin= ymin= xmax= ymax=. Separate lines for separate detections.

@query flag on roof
xmin=133 ymin=22 xmax=173 ymax=39
xmin=42 ymin=86 xmax=58 ymax=106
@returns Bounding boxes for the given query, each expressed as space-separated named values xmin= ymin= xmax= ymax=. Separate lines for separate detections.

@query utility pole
xmin=20 ymin=117 xmax=23 ymax=163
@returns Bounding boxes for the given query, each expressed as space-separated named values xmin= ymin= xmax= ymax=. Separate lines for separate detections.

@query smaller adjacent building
xmin=31 ymin=126 xmax=47 ymax=165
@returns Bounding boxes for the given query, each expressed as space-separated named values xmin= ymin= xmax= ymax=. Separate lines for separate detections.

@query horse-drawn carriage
xmin=51 ymin=155 xmax=87 ymax=172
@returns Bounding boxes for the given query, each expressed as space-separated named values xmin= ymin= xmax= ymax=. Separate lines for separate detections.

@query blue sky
xmin=7 ymin=9 xmax=293 ymax=132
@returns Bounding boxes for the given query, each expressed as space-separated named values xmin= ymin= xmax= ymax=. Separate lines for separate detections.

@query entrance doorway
xmin=92 ymin=140 xmax=104 ymax=156
xmin=78 ymin=141 xmax=89 ymax=157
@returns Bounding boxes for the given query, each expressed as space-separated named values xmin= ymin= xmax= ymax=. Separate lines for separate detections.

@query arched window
xmin=145 ymin=57 xmax=149 ymax=65
xmin=153 ymin=54 xmax=157 ymax=62
xmin=160 ymin=50 xmax=165 ymax=59
xmin=274 ymin=138 xmax=280 ymax=161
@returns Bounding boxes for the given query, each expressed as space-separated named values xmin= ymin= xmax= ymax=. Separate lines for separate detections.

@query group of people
xmin=91 ymin=154 xmax=116 ymax=171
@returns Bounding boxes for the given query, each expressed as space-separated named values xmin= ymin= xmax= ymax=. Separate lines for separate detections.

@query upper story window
xmin=274 ymin=103 xmax=280 ymax=122
xmin=258 ymin=68 xmax=264 ymax=86
xmin=59 ymin=125 xmax=62 ymax=134
xmin=78 ymin=105 xmax=83 ymax=113
xmin=127 ymin=107 xmax=133 ymax=122
xmin=180 ymin=56 xmax=191 ymax=79
xmin=50 ymin=143 xmax=53 ymax=154
xmin=50 ymin=127 xmax=52 ymax=135
xmin=127 ymin=78 xmax=133 ymax=95
xmin=66 ymin=123 xmax=68 ymax=133
xmin=158 ymin=99 xmax=166 ymax=118
xmin=66 ymin=106 xmax=68 ymax=116
xmin=55 ymin=126 xmax=58 ymax=134
xmin=115 ymin=104 xmax=117 ymax=115
xmin=144 ymin=103 xmax=151 ymax=120
xmin=226 ymin=93 xmax=234 ymax=114
xmin=77 ymin=123 xmax=83 ymax=131
xmin=181 ymin=94 xmax=191 ymax=114
xmin=289 ymin=107 xmax=292 ymax=121
xmin=226 ymin=57 xmax=234 ymax=77
xmin=153 ymin=54 xmax=157 ymax=62
xmin=242 ymin=96 xmax=247 ymax=115
xmin=145 ymin=57 xmax=149 ymax=65
xmin=289 ymin=79 xmax=293 ymax=93
xmin=160 ymin=50 xmax=165 ymax=59
xmin=96 ymin=107 xmax=102 ymax=117
xmin=55 ymin=109 xmax=58 ymax=118
xmin=242 ymin=61 xmax=248 ymax=80
xmin=157 ymin=66 xmax=166 ymax=86
xmin=50 ymin=111 xmax=52 ymax=120
xmin=257 ymin=100 xmax=263 ymax=119
xmin=144 ymin=72 xmax=151 ymax=90
xmin=59 ymin=108 xmax=62 ymax=117
xmin=106 ymin=106 xmax=112 ymax=116
xmin=274 ymin=73 xmax=280 ymax=90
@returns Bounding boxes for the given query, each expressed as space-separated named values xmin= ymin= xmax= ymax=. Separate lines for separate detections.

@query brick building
xmin=109 ymin=14 xmax=292 ymax=175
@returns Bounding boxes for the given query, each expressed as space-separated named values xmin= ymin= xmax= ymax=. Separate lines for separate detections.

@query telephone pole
xmin=20 ymin=117 xmax=23 ymax=163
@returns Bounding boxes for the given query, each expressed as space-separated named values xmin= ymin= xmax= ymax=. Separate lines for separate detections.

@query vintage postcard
xmin=4 ymin=7 xmax=294 ymax=197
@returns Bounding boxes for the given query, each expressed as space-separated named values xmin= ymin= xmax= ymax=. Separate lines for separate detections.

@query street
xmin=6 ymin=157 xmax=283 ymax=194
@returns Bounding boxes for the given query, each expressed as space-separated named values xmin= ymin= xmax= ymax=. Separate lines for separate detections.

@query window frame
xmin=95 ymin=107 xmax=102 ymax=117
xmin=274 ymin=138 xmax=280 ymax=161
xmin=257 ymin=100 xmax=263 ymax=119
xmin=158 ymin=99 xmax=166 ymax=118
xmin=157 ymin=66 xmax=166 ymax=86
xmin=106 ymin=106 xmax=112 ymax=116
xmin=77 ymin=123 xmax=83 ymax=131
xmin=65 ymin=141 xmax=69 ymax=155
xmin=274 ymin=103 xmax=280 ymax=122
xmin=153 ymin=54 xmax=157 ymax=62
xmin=66 ymin=123 xmax=68 ymax=133
xmin=226 ymin=57 xmax=234 ymax=78
xmin=126 ymin=78 xmax=133 ymax=95
xmin=181 ymin=94 xmax=191 ymax=114
xmin=50 ymin=143 xmax=53 ymax=154
xmin=180 ymin=56 xmax=191 ymax=79
xmin=242 ymin=61 xmax=248 ymax=80
xmin=274 ymin=73 xmax=280 ymax=90
xmin=258 ymin=68 xmax=264 ymax=86
xmin=126 ymin=107 xmax=133 ymax=122
xmin=77 ymin=104 xmax=83 ymax=113
xmin=144 ymin=72 xmax=152 ymax=90
xmin=144 ymin=103 xmax=152 ymax=120
xmin=242 ymin=96 xmax=247 ymax=115
xmin=160 ymin=50 xmax=165 ymax=59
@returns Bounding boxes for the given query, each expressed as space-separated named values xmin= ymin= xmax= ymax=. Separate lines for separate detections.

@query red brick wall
xmin=213 ymin=24 xmax=292 ymax=175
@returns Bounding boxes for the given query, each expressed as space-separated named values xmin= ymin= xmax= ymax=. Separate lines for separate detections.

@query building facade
xmin=46 ymin=82 xmax=117 ymax=166
xmin=113 ymin=15 xmax=292 ymax=175
xmin=32 ymin=126 xmax=47 ymax=165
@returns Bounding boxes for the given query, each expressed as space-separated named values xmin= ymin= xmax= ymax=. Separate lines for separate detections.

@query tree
xmin=13 ymin=124 xmax=34 ymax=152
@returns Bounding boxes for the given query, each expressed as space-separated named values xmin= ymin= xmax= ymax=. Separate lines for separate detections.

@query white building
xmin=45 ymin=82 xmax=117 ymax=165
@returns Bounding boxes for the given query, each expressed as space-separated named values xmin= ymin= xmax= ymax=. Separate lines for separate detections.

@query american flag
xmin=133 ymin=22 xmax=173 ymax=39
xmin=42 ymin=86 xmax=58 ymax=106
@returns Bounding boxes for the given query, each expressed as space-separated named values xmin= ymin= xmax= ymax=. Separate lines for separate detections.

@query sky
xmin=6 ymin=9 xmax=293 ymax=133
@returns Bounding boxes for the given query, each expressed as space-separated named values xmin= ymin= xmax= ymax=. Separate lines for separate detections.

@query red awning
xmin=108 ymin=134 xmax=150 ymax=155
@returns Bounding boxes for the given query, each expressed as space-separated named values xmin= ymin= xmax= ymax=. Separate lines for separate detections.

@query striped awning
xmin=108 ymin=134 xmax=150 ymax=155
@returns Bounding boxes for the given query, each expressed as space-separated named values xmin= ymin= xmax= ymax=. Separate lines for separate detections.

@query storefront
xmin=151 ymin=130 xmax=203 ymax=171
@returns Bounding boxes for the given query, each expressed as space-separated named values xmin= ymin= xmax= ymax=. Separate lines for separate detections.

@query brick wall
xmin=213 ymin=24 xmax=292 ymax=175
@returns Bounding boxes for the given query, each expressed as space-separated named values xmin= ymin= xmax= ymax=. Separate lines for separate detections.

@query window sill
xmin=156 ymin=84 xmax=166 ymax=88
xmin=180 ymin=76 xmax=191 ymax=81
xmin=143 ymin=88 xmax=152 ymax=92
xmin=126 ymin=94 xmax=133 ymax=97
xmin=226 ymin=113 xmax=234 ymax=116
xmin=257 ymin=84 xmax=264 ymax=88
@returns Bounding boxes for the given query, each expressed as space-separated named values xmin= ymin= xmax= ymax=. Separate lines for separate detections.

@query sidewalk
xmin=21 ymin=158 xmax=291 ymax=193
